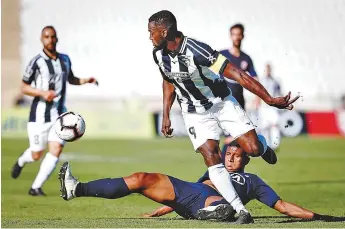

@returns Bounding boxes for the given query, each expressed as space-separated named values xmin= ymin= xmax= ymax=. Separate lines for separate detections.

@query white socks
xmin=32 ymin=153 xmax=59 ymax=189
xmin=18 ymin=148 xmax=35 ymax=167
xmin=208 ymin=164 xmax=247 ymax=213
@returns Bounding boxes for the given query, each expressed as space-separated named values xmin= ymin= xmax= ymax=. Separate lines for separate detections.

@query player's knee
xmin=48 ymin=142 xmax=63 ymax=157
xmin=242 ymin=141 xmax=260 ymax=157
xmin=32 ymin=150 xmax=44 ymax=160
xmin=130 ymin=172 xmax=149 ymax=188
xmin=198 ymin=144 xmax=222 ymax=166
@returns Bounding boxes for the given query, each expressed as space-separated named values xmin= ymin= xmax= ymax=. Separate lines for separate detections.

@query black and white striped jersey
xmin=22 ymin=50 xmax=73 ymax=123
xmin=153 ymin=33 xmax=231 ymax=113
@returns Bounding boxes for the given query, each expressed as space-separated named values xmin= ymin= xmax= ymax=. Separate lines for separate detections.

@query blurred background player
xmin=11 ymin=25 xmax=98 ymax=196
xmin=219 ymin=23 xmax=258 ymax=153
xmin=255 ymin=63 xmax=282 ymax=150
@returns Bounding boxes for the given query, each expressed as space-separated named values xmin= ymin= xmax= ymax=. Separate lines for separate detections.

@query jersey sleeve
xmin=188 ymin=39 xmax=229 ymax=75
xmin=22 ymin=57 xmax=39 ymax=84
xmin=252 ymin=175 xmax=281 ymax=208
xmin=247 ymin=57 xmax=257 ymax=77
xmin=65 ymin=56 xmax=75 ymax=80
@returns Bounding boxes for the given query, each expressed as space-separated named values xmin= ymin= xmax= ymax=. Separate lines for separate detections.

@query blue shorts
xmin=167 ymin=176 xmax=228 ymax=219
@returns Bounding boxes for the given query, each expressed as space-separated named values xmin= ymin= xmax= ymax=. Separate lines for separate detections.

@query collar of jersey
xmin=163 ymin=32 xmax=187 ymax=57
xmin=40 ymin=50 xmax=60 ymax=60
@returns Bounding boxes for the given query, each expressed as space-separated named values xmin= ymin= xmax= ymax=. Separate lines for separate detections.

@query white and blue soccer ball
xmin=55 ymin=111 xmax=86 ymax=142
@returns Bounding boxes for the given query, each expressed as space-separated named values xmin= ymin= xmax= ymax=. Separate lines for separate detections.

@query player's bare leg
xmin=124 ymin=172 xmax=176 ymax=203
xmin=29 ymin=142 xmax=63 ymax=196
xmin=198 ymin=139 xmax=253 ymax=224
xmin=236 ymin=129 xmax=277 ymax=164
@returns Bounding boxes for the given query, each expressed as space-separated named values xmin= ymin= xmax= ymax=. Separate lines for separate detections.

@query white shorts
xmin=27 ymin=121 xmax=65 ymax=152
xmin=182 ymin=95 xmax=255 ymax=151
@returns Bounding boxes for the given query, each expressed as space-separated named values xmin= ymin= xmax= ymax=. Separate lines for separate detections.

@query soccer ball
xmin=55 ymin=111 xmax=86 ymax=142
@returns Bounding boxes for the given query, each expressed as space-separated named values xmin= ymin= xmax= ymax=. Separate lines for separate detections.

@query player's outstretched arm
xmin=221 ymin=61 xmax=299 ymax=110
xmin=161 ymin=77 xmax=176 ymax=138
xmin=68 ymin=70 xmax=98 ymax=86
xmin=274 ymin=199 xmax=319 ymax=219
xmin=143 ymin=206 xmax=174 ymax=217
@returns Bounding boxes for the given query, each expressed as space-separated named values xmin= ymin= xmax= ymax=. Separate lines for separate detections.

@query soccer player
xmin=10 ymin=26 xmax=98 ymax=196
xmin=256 ymin=64 xmax=282 ymax=150
xmin=219 ymin=23 xmax=257 ymax=152
xmin=58 ymin=141 xmax=332 ymax=223
xmin=220 ymin=23 xmax=257 ymax=110
xmin=148 ymin=10 xmax=298 ymax=223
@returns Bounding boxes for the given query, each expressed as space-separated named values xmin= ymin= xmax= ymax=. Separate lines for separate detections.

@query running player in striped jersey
xmin=11 ymin=26 xmax=98 ymax=196
xmin=148 ymin=10 xmax=299 ymax=223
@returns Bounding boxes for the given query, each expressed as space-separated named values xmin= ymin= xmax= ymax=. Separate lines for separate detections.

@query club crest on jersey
xmin=230 ymin=173 xmax=246 ymax=185
xmin=179 ymin=55 xmax=191 ymax=67
xmin=240 ymin=60 xmax=248 ymax=70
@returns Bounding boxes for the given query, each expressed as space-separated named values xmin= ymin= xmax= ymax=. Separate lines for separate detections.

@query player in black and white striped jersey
xmin=11 ymin=26 xmax=98 ymax=196
xmin=149 ymin=10 xmax=299 ymax=224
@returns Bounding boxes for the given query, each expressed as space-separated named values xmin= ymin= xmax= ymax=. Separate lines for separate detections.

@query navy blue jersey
xmin=197 ymin=171 xmax=280 ymax=208
xmin=167 ymin=176 xmax=228 ymax=219
xmin=219 ymin=50 xmax=257 ymax=109
xmin=220 ymin=50 xmax=257 ymax=80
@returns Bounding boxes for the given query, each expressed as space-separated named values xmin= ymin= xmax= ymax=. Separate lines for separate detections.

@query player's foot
xmin=235 ymin=210 xmax=254 ymax=224
xmin=11 ymin=161 xmax=23 ymax=179
xmin=28 ymin=188 xmax=46 ymax=196
xmin=261 ymin=146 xmax=277 ymax=164
xmin=58 ymin=162 xmax=79 ymax=201
xmin=196 ymin=204 xmax=235 ymax=221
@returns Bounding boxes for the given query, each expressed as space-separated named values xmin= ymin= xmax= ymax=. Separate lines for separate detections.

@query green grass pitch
xmin=2 ymin=136 xmax=345 ymax=228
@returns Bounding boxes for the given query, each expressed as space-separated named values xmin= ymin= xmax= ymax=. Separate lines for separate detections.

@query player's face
xmin=148 ymin=21 xmax=167 ymax=48
xmin=230 ymin=28 xmax=244 ymax=48
xmin=41 ymin=28 xmax=58 ymax=52
xmin=224 ymin=146 xmax=247 ymax=172
xmin=265 ymin=64 xmax=272 ymax=76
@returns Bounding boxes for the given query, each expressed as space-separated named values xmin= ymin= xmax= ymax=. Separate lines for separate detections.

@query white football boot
xmin=58 ymin=162 xmax=79 ymax=201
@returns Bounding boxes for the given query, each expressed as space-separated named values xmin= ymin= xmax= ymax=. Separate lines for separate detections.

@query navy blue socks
xmin=75 ymin=178 xmax=131 ymax=199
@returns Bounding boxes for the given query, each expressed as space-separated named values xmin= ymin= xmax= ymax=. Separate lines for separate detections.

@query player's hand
xmin=267 ymin=92 xmax=300 ymax=110
xmin=161 ymin=117 xmax=174 ymax=138
xmin=41 ymin=90 xmax=56 ymax=102
xmin=142 ymin=212 xmax=156 ymax=218
xmin=87 ymin=77 xmax=99 ymax=86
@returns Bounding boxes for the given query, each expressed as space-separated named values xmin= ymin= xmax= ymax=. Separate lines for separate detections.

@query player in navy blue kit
xmin=220 ymin=23 xmax=257 ymax=110
xmin=58 ymin=137 xmax=332 ymax=223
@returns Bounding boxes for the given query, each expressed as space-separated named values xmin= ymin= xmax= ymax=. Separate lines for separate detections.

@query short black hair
xmin=229 ymin=140 xmax=240 ymax=148
xmin=149 ymin=10 xmax=177 ymax=40
xmin=230 ymin=23 xmax=244 ymax=34
xmin=42 ymin=25 xmax=56 ymax=34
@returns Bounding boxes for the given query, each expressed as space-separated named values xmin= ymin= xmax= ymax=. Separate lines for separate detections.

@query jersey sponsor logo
xmin=164 ymin=71 xmax=192 ymax=82
xmin=230 ymin=173 xmax=246 ymax=185
xmin=240 ymin=60 xmax=248 ymax=70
